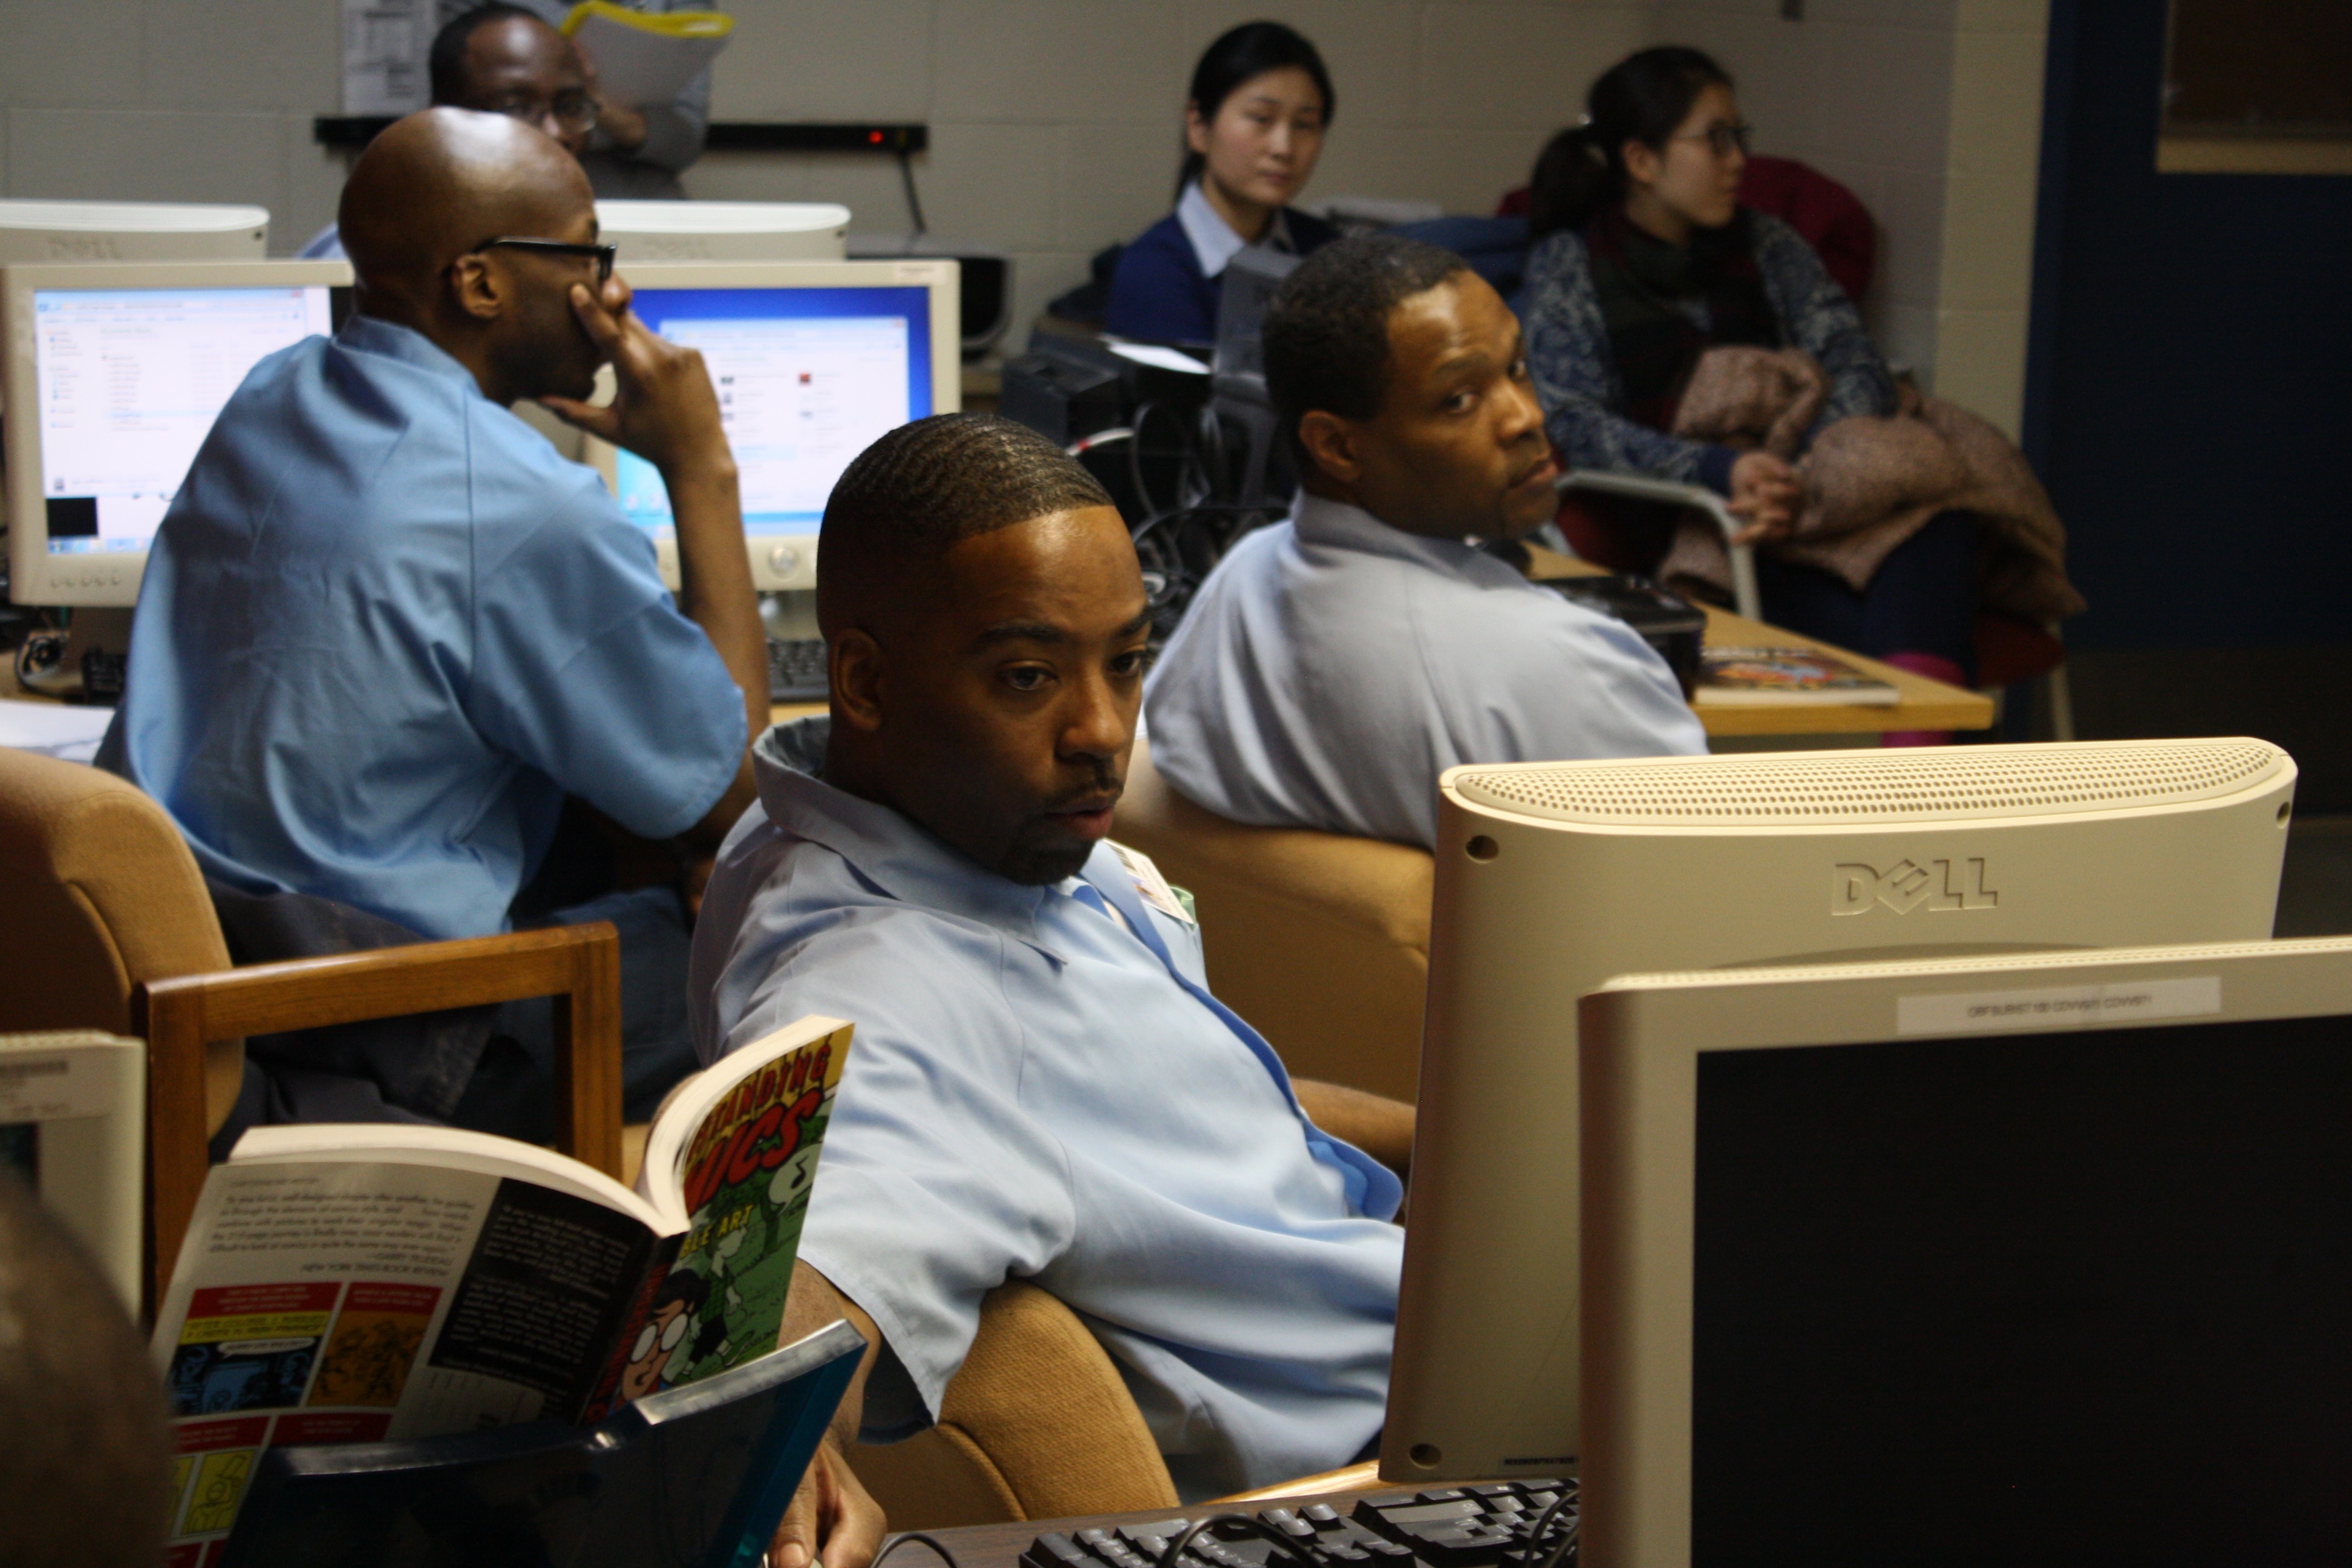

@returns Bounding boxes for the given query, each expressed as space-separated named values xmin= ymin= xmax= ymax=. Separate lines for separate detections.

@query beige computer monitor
xmin=580 ymin=258 xmax=961 ymax=593
xmin=0 ymin=199 xmax=268 ymax=267
xmin=1576 ymin=936 xmax=2352 ymax=1567
xmin=1386 ymin=739 xmax=2295 ymax=1485
xmin=3 ymin=259 xmax=351 ymax=607
xmin=596 ymin=200 xmax=851 ymax=263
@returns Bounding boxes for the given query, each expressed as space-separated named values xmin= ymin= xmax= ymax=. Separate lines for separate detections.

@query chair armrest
xmin=132 ymin=922 xmax=622 ymax=1317
xmin=1560 ymin=469 xmax=1762 ymax=621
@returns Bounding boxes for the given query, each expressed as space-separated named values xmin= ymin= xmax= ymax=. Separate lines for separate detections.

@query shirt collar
xmin=1175 ymin=181 xmax=1297 ymax=280
xmin=1288 ymin=490 xmax=1536 ymax=592
xmin=752 ymin=717 xmax=1093 ymax=960
xmin=336 ymin=313 xmax=489 ymax=397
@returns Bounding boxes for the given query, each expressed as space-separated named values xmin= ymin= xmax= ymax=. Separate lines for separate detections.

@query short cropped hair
xmin=428 ymin=2 xmax=546 ymax=103
xmin=818 ymin=414 xmax=1115 ymax=622
xmin=1263 ymin=233 xmax=1470 ymax=472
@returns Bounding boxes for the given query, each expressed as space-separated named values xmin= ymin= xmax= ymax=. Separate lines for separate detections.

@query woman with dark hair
xmin=1102 ymin=21 xmax=1340 ymax=343
xmin=1521 ymin=47 xmax=1982 ymax=722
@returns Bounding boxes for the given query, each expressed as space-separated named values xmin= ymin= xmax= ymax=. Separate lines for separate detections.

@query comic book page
xmin=580 ymin=1018 xmax=853 ymax=1421
xmin=152 ymin=1156 xmax=664 ymax=1563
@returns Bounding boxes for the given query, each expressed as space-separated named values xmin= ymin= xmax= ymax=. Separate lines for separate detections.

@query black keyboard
xmin=1021 ymin=1479 xmax=1576 ymax=1568
xmin=768 ymin=637 xmax=828 ymax=703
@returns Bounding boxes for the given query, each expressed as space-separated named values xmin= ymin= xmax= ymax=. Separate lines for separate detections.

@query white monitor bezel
xmin=581 ymin=258 xmax=962 ymax=593
xmin=4 ymin=259 xmax=351 ymax=607
xmin=1575 ymin=935 xmax=2352 ymax=1568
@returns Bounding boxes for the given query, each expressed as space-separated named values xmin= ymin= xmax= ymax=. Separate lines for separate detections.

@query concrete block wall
xmin=0 ymin=0 xmax=2046 ymax=430
xmin=687 ymin=0 xmax=1648 ymax=336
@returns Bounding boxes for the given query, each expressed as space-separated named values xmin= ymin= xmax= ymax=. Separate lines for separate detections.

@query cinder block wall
xmin=1651 ymin=0 xmax=2048 ymax=434
xmin=0 ymin=0 xmax=2045 ymax=430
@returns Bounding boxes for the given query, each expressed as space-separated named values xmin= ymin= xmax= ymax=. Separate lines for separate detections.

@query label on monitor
xmin=1896 ymin=976 xmax=2223 ymax=1037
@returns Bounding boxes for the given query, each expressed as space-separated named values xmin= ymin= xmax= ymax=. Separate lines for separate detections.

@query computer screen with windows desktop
xmin=586 ymin=260 xmax=961 ymax=595
xmin=4 ymin=260 xmax=351 ymax=607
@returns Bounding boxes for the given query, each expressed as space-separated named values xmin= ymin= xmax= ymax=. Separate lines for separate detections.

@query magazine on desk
xmin=1693 ymin=645 xmax=1902 ymax=707
xmin=149 ymin=1014 xmax=851 ymax=1564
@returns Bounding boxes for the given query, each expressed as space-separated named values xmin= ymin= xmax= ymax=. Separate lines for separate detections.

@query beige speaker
xmin=1385 ymin=739 xmax=2296 ymax=1483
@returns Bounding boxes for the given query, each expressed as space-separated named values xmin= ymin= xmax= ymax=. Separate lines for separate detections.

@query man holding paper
xmin=495 ymin=0 xmax=723 ymax=198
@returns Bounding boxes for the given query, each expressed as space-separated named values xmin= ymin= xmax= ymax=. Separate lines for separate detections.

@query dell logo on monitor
xmin=1832 ymin=858 xmax=2000 ymax=915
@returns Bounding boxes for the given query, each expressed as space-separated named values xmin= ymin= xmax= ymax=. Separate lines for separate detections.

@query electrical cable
xmin=871 ymin=1530 xmax=964 ymax=1568
xmin=1067 ymin=428 xmax=1136 ymax=457
xmin=1508 ymin=1489 xmax=1579 ymax=1568
xmin=1152 ymin=1512 xmax=1322 ymax=1568
xmin=897 ymin=148 xmax=928 ymax=240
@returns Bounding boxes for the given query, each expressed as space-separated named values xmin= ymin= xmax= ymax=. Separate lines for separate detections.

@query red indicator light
xmin=869 ymin=129 xmax=884 ymax=144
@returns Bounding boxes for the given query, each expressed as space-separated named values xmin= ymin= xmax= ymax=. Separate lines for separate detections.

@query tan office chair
xmin=1113 ymin=738 xmax=1434 ymax=1103
xmin=0 ymin=746 xmax=625 ymax=1313
xmin=852 ymin=1279 xmax=1178 ymax=1528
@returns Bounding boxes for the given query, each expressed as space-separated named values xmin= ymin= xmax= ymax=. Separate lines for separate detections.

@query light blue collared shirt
xmin=101 ymin=315 xmax=745 ymax=940
xmin=689 ymin=719 xmax=1405 ymax=1501
xmin=1143 ymin=492 xmax=1708 ymax=849
xmin=1173 ymin=180 xmax=1297 ymax=281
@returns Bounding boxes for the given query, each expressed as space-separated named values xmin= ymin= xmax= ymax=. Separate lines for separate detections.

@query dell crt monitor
xmin=585 ymin=259 xmax=960 ymax=592
xmin=4 ymin=260 xmax=351 ymax=606
xmin=1385 ymin=739 xmax=2295 ymax=1485
xmin=596 ymin=200 xmax=851 ymax=263
xmin=0 ymin=199 xmax=269 ymax=266
xmin=1577 ymin=938 xmax=2352 ymax=1568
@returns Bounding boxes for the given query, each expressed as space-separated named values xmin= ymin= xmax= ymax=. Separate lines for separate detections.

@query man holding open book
xmin=691 ymin=414 xmax=1417 ymax=1550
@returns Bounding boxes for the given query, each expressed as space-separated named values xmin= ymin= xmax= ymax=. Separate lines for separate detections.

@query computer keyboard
xmin=1020 ymin=1479 xmax=1576 ymax=1568
xmin=768 ymin=637 xmax=828 ymax=703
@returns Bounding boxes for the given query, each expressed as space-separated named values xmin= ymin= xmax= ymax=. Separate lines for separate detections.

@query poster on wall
xmin=341 ymin=0 xmax=433 ymax=116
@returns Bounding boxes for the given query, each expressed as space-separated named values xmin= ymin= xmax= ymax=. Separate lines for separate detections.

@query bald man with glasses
xmin=102 ymin=108 xmax=763 ymax=1142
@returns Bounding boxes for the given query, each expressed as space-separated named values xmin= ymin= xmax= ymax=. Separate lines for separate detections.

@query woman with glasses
xmin=1521 ymin=47 xmax=1980 ymax=729
xmin=1102 ymin=21 xmax=1341 ymax=344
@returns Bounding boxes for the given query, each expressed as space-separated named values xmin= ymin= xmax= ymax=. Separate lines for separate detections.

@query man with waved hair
xmin=1144 ymin=231 xmax=1705 ymax=851
xmin=693 ymin=414 xmax=1414 ymax=1546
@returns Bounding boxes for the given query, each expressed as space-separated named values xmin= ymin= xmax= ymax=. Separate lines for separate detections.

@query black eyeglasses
xmin=1674 ymin=120 xmax=1754 ymax=159
xmin=474 ymin=236 xmax=617 ymax=281
xmin=485 ymin=91 xmax=599 ymax=134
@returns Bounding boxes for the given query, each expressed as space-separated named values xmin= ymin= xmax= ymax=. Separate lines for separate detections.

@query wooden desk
xmin=1520 ymin=545 xmax=1993 ymax=739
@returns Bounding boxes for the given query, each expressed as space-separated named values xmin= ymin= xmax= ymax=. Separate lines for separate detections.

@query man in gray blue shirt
xmin=693 ymin=416 xmax=1414 ymax=1566
xmin=1144 ymin=233 xmax=1705 ymax=849
xmin=104 ymin=109 xmax=765 ymax=1131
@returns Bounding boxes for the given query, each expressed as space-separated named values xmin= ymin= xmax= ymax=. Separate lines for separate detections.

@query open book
xmin=150 ymin=1014 xmax=849 ymax=1563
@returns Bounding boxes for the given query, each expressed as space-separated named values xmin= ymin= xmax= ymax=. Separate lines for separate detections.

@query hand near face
xmin=539 ymin=279 xmax=733 ymax=479
xmin=1726 ymin=449 xmax=1800 ymax=545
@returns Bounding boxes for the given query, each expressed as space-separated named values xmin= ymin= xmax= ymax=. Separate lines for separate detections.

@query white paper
xmin=1105 ymin=341 xmax=1211 ymax=376
xmin=569 ymin=10 xmax=728 ymax=106
xmin=1897 ymin=976 xmax=2223 ymax=1036
xmin=341 ymin=0 xmax=433 ymax=116
xmin=0 ymin=699 xmax=114 ymax=765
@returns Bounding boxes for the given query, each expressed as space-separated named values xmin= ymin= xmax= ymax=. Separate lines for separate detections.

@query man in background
xmin=300 ymin=4 xmax=599 ymax=259
xmin=104 ymin=109 xmax=763 ymax=1142
xmin=1144 ymin=232 xmax=1707 ymax=850
xmin=468 ymin=0 xmax=716 ymax=199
